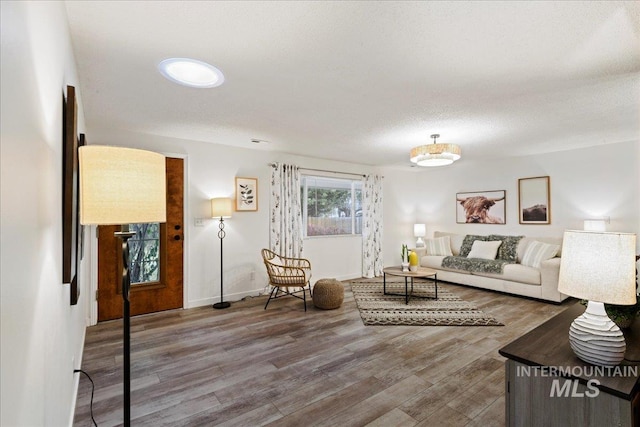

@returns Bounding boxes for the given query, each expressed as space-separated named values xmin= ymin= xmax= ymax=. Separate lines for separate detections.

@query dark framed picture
xmin=62 ymin=85 xmax=80 ymax=305
xmin=235 ymin=177 xmax=258 ymax=211
xmin=519 ymin=176 xmax=550 ymax=224
xmin=456 ymin=190 xmax=506 ymax=224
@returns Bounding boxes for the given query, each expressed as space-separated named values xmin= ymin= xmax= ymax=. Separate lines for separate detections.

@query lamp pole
xmin=114 ymin=230 xmax=136 ymax=427
xmin=213 ymin=217 xmax=230 ymax=309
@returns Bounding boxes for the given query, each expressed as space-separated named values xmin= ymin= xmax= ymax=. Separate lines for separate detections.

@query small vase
xmin=401 ymin=262 xmax=409 ymax=272
xmin=409 ymin=265 xmax=419 ymax=272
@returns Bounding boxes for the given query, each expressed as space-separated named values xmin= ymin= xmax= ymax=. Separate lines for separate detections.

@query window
xmin=302 ymin=175 xmax=362 ymax=237
xmin=128 ymin=223 xmax=161 ymax=284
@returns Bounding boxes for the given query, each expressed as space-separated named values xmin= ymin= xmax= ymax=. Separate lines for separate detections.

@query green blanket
xmin=442 ymin=256 xmax=513 ymax=274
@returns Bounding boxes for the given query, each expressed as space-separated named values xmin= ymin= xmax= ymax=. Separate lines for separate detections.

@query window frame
xmin=301 ymin=174 xmax=363 ymax=238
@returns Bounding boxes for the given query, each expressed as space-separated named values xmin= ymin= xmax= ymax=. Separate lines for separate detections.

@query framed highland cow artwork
xmin=235 ymin=177 xmax=258 ymax=211
xmin=518 ymin=176 xmax=550 ymax=224
xmin=456 ymin=190 xmax=506 ymax=224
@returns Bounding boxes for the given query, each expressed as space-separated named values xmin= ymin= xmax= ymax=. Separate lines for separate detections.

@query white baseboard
xmin=186 ymin=288 xmax=265 ymax=308
xmin=185 ymin=275 xmax=364 ymax=309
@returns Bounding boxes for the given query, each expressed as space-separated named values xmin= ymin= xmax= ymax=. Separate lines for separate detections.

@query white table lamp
xmin=414 ymin=224 xmax=426 ymax=248
xmin=557 ymin=230 xmax=636 ymax=366
xmin=583 ymin=218 xmax=609 ymax=232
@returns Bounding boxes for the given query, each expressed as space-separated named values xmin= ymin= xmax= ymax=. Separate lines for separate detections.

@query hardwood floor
xmin=74 ymin=281 xmax=572 ymax=426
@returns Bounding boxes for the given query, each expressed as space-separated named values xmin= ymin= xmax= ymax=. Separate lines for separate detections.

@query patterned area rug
xmin=348 ymin=278 xmax=504 ymax=326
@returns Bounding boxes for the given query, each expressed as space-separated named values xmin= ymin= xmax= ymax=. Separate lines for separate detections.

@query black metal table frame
xmin=383 ymin=271 xmax=438 ymax=304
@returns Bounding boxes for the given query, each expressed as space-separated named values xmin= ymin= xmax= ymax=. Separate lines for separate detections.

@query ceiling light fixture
xmin=158 ymin=58 xmax=224 ymax=88
xmin=410 ymin=134 xmax=461 ymax=167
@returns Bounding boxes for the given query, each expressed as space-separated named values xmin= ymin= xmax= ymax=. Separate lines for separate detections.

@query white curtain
xmin=362 ymin=174 xmax=384 ymax=277
xmin=269 ymin=163 xmax=303 ymax=258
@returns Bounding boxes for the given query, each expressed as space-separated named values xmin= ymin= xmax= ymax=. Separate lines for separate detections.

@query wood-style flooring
xmin=73 ymin=281 xmax=573 ymax=426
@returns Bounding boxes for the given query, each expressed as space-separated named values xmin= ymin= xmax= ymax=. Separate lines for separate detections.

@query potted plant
xmin=605 ymin=255 xmax=640 ymax=328
xmin=401 ymin=244 xmax=410 ymax=271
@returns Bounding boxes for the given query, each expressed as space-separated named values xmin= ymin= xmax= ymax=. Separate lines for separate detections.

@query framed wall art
xmin=62 ymin=85 xmax=80 ymax=305
xmin=235 ymin=177 xmax=258 ymax=211
xmin=456 ymin=190 xmax=506 ymax=224
xmin=518 ymin=176 xmax=550 ymax=224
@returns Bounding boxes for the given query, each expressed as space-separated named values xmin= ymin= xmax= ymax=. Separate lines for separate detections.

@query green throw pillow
xmin=488 ymin=235 xmax=524 ymax=262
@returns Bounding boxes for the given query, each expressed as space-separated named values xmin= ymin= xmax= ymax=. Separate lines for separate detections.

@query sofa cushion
xmin=420 ymin=255 xmax=471 ymax=274
xmin=521 ymin=241 xmax=560 ymax=268
xmin=473 ymin=263 xmax=541 ymax=285
xmin=424 ymin=236 xmax=453 ymax=256
xmin=434 ymin=231 xmax=465 ymax=256
xmin=517 ymin=236 xmax=563 ymax=261
xmin=467 ymin=240 xmax=502 ymax=260
xmin=488 ymin=235 xmax=524 ymax=262
xmin=459 ymin=235 xmax=489 ymax=257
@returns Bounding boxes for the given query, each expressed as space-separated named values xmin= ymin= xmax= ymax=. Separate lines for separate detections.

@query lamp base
xmin=415 ymin=237 xmax=425 ymax=248
xmin=213 ymin=301 xmax=231 ymax=309
xmin=569 ymin=301 xmax=626 ymax=366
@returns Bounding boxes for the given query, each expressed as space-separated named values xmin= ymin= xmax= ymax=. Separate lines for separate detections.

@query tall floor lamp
xmin=79 ymin=146 xmax=166 ymax=427
xmin=211 ymin=197 xmax=232 ymax=309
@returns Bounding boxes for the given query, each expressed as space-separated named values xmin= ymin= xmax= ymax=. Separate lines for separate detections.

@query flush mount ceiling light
xmin=158 ymin=58 xmax=224 ymax=88
xmin=410 ymin=134 xmax=461 ymax=167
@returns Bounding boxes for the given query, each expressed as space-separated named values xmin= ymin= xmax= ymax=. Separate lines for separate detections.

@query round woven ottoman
xmin=313 ymin=279 xmax=344 ymax=310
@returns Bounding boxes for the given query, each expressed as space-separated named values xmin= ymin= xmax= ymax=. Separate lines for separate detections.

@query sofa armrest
xmin=539 ymin=257 xmax=566 ymax=301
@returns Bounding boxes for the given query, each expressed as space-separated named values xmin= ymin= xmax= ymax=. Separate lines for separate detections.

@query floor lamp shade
xmin=79 ymin=145 xmax=167 ymax=225
xmin=211 ymin=197 xmax=233 ymax=218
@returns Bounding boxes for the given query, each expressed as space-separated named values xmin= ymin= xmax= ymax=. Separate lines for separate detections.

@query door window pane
xmin=128 ymin=223 xmax=160 ymax=284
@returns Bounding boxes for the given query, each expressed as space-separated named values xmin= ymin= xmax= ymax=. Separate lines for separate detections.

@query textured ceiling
xmin=65 ymin=1 xmax=640 ymax=167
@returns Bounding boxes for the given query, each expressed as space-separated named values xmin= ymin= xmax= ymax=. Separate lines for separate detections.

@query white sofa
xmin=413 ymin=231 xmax=568 ymax=303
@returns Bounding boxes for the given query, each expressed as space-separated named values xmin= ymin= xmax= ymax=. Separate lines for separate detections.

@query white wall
xmin=88 ymin=127 xmax=639 ymax=313
xmin=85 ymin=128 xmax=381 ymax=309
xmin=1 ymin=2 xmax=89 ymax=425
xmin=382 ymin=140 xmax=640 ymax=264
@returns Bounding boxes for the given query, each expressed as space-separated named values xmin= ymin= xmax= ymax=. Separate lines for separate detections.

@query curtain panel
xmin=362 ymin=174 xmax=384 ymax=277
xmin=269 ymin=163 xmax=303 ymax=258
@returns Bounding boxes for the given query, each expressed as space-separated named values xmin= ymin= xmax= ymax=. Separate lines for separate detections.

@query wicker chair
xmin=261 ymin=248 xmax=312 ymax=311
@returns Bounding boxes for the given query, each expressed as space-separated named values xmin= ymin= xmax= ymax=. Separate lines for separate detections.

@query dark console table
xmin=499 ymin=303 xmax=640 ymax=426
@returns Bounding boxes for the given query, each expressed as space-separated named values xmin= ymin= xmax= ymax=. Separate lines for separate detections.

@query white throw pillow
xmin=466 ymin=240 xmax=502 ymax=260
xmin=521 ymin=240 xmax=560 ymax=268
xmin=424 ymin=236 xmax=453 ymax=256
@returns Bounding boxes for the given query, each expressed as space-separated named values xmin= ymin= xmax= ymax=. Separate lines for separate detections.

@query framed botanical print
xmin=518 ymin=176 xmax=550 ymax=224
xmin=235 ymin=177 xmax=258 ymax=211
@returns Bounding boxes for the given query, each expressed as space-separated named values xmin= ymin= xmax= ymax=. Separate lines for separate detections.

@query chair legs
xmin=264 ymin=283 xmax=311 ymax=311
xmin=264 ymin=286 xmax=279 ymax=310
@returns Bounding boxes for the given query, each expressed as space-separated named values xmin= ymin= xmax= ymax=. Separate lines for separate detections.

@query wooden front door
xmin=97 ymin=157 xmax=184 ymax=321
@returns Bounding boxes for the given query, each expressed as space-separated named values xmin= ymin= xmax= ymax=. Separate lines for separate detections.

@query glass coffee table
xmin=382 ymin=266 xmax=438 ymax=304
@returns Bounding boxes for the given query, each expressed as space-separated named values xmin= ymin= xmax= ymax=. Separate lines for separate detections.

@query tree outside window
xmin=128 ymin=223 xmax=160 ymax=284
xmin=302 ymin=176 xmax=362 ymax=236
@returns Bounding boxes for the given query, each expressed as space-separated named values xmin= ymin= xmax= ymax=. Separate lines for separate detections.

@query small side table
xmin=382 ymin=266 xmax=438 ymax=304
